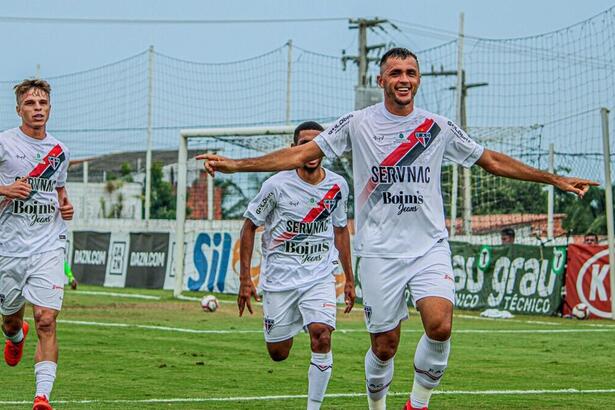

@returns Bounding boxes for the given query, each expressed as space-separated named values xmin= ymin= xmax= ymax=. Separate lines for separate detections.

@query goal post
xmin=174 ymin=125 xmax=301 ymax=298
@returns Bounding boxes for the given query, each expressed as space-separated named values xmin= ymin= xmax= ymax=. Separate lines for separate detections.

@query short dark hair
xmin=379 ymin=47 xmax=420 ymax=71
xmin=584 ymin=233 xmax=598 ymax=240
xmin=501 ymin=228 xmax=515 ymax=238
xmin=293 ymin=121 xmax=324 ymax=145
xmin=14 ymin=79 xmax=51 ymax=105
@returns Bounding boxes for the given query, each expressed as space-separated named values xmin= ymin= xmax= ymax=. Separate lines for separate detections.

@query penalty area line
xmin=3 ymin=388 xmax=615 ymax=405
xmin=51 ymin=318 xmax=615 ymax=335
xmin=72 ymin=290 xmax=161 ymax=300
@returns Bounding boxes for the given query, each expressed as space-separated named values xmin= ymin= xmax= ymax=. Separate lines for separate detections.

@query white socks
xmin=35 ymin=361 xmax=57 ymax=400
xmin=365 ymin=348 xmax=394 ymax=409
xmin=307 ymin=351 xmax=332 ymax=409
xmin=3 ymin=327 xmax=24 ymax=344
xmin=410 ymin=334 xmax=451 ymax=408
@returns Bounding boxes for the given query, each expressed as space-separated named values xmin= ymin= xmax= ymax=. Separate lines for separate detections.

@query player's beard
xmin=386 ymin=84 xmax=417 ymax=108
xmin=302 ymin=160 xmax=322 ymax=173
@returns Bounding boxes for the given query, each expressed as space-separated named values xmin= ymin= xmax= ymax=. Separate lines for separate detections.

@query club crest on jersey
xmin=323 ymin=199 xmax=336 ymax=211
xmin=364 ymin=305 xmax=372 ymax=323
xmin=416 ymin=132 xmax=432 ymax=146
xmin=264 ymin=318 xmax=275 ymax=334
xmin=48 ymin=156 xmax=61 ymax=169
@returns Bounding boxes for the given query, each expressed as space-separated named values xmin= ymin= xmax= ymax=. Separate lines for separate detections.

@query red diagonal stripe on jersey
xmin=357 ymin=118 xmax=434 ymax=208
xmin=28 ymin=144 xmax=64 ymax=178
xmin=273 ymin=183 xmax=341 ymax=245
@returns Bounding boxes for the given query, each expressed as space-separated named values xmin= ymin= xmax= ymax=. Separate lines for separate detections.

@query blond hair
xmin=14 ymin=79 xmax=51 ymax=105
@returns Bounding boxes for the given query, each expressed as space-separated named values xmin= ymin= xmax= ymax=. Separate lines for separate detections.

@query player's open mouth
xmin=33 ymin=115 xmax=44 ymax=119
xmin=396 ymin=87 xmax=411 ymax=95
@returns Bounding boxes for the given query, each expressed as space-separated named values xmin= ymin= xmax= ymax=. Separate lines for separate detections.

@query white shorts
xmin=0 ymin=248 xmax=65 ymax=315
xmin=262 ymin=279 xmax=337 ymax=343
xmin=358 ymin=239 xmax=455 ymax=334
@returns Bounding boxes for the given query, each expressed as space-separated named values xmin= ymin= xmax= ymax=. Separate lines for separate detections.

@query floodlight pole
xmin=145 ymin=45 xmax=155 ymax=222
xmin=600 ymin=108 xmax=615 ymax=320
xmin=82 ymin=161 xmax=89 ymax=220
xmin=450 ymin=13 xmax=464 ymax=238
xmin=286 ymin=39 xmax=293 ymax=124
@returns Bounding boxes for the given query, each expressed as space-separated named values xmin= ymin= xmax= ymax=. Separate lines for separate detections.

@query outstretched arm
xmin=475 ymin=149 xmax=599 ymax=198
xmin=334 ymin=225 xmax=355 ymax=313
xmin=238 ymin=219 xmax=261 ymax=316
xmin=196 ymin=140 xmax=324 ymax=176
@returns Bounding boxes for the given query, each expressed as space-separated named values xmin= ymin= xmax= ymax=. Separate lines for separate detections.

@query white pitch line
xmin=2 ymin=388 xmax=615 ymax=405
xmin=455 ymin=313 xmax=561 ymax=326
xmin=54 ymin=318 xmax=615 ymax=335
xmin=72 ymin=290 xmax=161 ymax=300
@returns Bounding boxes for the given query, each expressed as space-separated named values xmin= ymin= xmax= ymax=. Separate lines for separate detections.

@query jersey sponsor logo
xmin=12 ymin=199 xmax=56 ymax=225
xmin=370 ymin=165 xmax=431 ymax=184
xmin=283 ymin=240 xmax=330 ymax=263
xmin=129 ymin=251 xmax=166 ymax=267
xmin=15 ymin=176 xmax=57 ymax=193
xmin=285 ymin=219 xmax=329 ymax=235
xmin=74 ymin=249 xmax=107 ymax=265
xmin=273 ymin=184 xmax=342 ymax=246
xmin=382 ymin=190 xmax=424 ymax=214
xmin=447 ymin=120 xmax=470 ymax=142
xmin=328 ymin=114 xmax=353 ymax=135
xmin=255 ymin=192 xmax=274 ymax=215
xmin=357 ymin=118 xmax=441 ymax=221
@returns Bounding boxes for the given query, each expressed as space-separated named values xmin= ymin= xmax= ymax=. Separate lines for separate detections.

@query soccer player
xmin=198 ymin=48 xmax=597 ymax=409
xmin=237 ymin=121 xmax=355 ymax=410
xmin=0 ymin=79 xmax=73 ymax=410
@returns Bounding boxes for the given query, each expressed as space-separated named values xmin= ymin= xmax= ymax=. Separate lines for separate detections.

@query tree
xmin=556 ymin=185 xmax=614 ymax=235
xmin=147 ymin=161 xmax=176 ymax=219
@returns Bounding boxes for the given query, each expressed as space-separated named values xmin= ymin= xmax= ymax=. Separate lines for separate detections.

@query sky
xmin=2 ymin=0 xmax=614 ymax=80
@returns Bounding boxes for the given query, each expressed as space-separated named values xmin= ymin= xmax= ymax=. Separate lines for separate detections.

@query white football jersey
xmin=0 ymin=128 xmax=70 ymax=257
xmin=244 ymin=169 xmax=349 ymax=292
xmin=314 ymin=103 xmax=484 ymax=258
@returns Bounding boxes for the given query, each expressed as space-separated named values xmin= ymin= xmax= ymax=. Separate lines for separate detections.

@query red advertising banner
xmin=565 ymin=244 xmax=612 ymax=319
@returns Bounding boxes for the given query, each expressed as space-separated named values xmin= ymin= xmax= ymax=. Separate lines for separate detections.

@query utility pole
xmin=342 ymin=18 xmax=388 ymax=86
xmin=342 ymin=18 xmax=388 ymax=109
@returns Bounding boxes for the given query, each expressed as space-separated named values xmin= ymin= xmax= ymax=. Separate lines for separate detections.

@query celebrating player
xmin=198 ymin=48 xmax=597 ymax=409
xmin=237 ymin=121 xmax=355 ymax=410
xmin=0 ymin=79 xmax=73 ymax=410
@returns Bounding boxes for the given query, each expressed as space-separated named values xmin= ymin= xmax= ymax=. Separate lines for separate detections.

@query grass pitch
xmin=1 ymin=285 xmax=615 ymax=409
